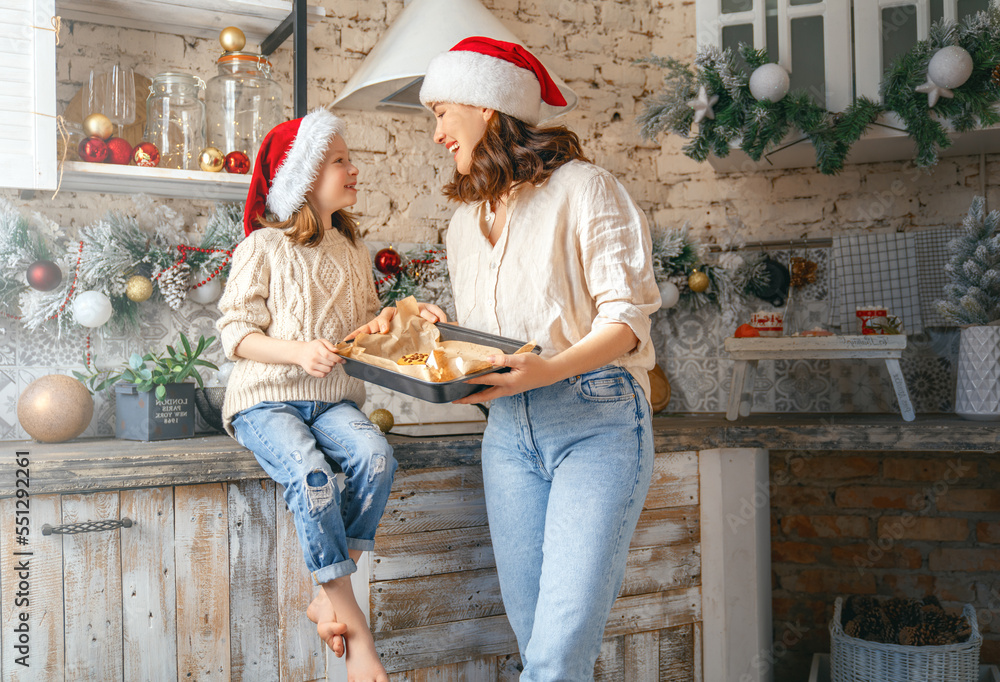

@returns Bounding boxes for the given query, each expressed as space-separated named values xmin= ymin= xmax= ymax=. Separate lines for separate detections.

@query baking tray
xmin=341 ymin=322 xmax=541 ymax=403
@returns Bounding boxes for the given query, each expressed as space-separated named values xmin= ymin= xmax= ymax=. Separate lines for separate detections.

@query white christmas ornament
xmin=928 ymin=45 xmax=974 ymax=89
xmin=915 ymin=79 xmax=954 ymax=108
xmin=749 ymin=64 xmax=790 ymax=102
xmin=658 ymin=281 xmax=681 ymax=309
xmin=187 ymin=277 xmax=222 ymax=305
xmin=72 ymin=291 xmax=113 ymax=327
xmin=687 ymin=85 xmax=719 ymax=124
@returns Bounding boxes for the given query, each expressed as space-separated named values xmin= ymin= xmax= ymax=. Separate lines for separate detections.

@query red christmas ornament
xmin=375 ymin=247 xmax=402 ymax=275
xmin=105 ymin=137 xmax=133 ymax=165
xmin=224 ymin=150 xmax=250 ymax=174
xmin=132 ymin=142 xmax=160 ymax=167
xmin=26 ymin=260 xmax=62 ymax=291
xmin=78 ymin=136 xmax=109 ymax=163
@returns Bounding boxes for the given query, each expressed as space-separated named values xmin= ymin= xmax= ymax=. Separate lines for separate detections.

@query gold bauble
xmin=17 ymin=374 xmax=94 ymax=443
xmin=688 ymin=269 xmax=710 ymax=293
xmin=126 ymin=274 xmax=153 ymax=302
xmin=83 ymin=112 xmax=113 ymax=140
xmin=198 ymin=147 xmax=225 ymax=172
xmin=219 ymin=26 xmax=246 ymax=52
xmin=368 ymin=408 xmax=394 ymax=433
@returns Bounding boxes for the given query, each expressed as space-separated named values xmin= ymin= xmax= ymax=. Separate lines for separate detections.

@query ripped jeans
xmin=231 ymin=400 xmax=397 ymax=583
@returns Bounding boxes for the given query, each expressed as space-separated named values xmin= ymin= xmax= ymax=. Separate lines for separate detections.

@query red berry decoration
xmin=78 ymin=136 xmax=109 ymax=163
xmin=105 ymin=137 xmax=133 ymax=165
xmin=375 ymin=247 xmax=402 ymax=275
xmin=132 ymin=142 xmax=160 ymax=167
xmin=224 ymin=150 xmax=250 ymax=174
xmin=26 ymin=260 xmax=62 ymax=291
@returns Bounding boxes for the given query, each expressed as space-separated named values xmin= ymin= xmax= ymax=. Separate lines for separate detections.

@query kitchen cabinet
xmin=1 ymin=0 xmax=324 ymax=198
xmin=694 ymin=0 xmax=1000 ymax=171
xmin=0 ymin=480 xmax=326 ymax=681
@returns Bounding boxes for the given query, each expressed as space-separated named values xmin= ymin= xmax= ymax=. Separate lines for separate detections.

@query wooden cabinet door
xmin=0 ymin=482 xmax=326 ymax=682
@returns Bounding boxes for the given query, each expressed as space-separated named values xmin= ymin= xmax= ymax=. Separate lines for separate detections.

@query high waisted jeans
xmin=481 ymin=365 xmax=654 ymax=682
xmin=231 ymin=400 xmax=397 ymax=584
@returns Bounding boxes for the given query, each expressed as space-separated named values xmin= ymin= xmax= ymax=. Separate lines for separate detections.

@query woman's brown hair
xmin=255 ymin=201 xmax=358 ymax=247
xmin=442 ymin=112 xmax=589 ymax=206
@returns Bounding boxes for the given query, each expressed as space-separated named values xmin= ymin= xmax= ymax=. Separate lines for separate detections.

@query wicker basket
xmin=830 ymin=597 xmax=982 ymax=682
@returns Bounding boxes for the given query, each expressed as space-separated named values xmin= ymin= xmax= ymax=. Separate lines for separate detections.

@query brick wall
xmin=770 ymin=450 xmax=1000 ymax=681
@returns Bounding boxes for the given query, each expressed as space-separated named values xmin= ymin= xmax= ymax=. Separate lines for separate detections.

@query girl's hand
xmin=294 ymin=338 xmax=344 ymax=377
xmin=454 ymin=352 xmax=560 ymax=404
xmin=345 ymin=303 xmax=448 ymax=339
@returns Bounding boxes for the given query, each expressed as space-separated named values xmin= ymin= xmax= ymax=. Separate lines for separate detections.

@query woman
xmin=365 ymin=37 xmax=660 ymax=680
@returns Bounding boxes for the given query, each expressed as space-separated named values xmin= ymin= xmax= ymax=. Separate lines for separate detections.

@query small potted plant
xmin=936 ymin=196 xmax=1000 ymax=420
xmin=112 ymin=333 xmax=218 ymax=441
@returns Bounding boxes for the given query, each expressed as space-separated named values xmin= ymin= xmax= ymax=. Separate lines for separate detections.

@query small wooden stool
xmin=723 ymin=335 xmax=914 ymax=421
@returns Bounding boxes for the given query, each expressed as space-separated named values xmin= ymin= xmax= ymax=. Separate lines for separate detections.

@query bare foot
xmin=321 ymin=578 xmax=389 ymax=682
xmin=307 ymin=588 xmax=347 ymax=657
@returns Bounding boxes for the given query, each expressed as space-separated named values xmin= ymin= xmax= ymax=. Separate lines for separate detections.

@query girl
xmin=363 ymin=37 xmax=662 ymax=681
xmin=217 ymin=108 xmax=393 ymax=682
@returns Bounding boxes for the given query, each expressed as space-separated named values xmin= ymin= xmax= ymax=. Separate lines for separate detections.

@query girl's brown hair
xmin=255 ymin=201 xmax=358 ymax=247
xmin=442 ymin=112 xmax=590 ymax=206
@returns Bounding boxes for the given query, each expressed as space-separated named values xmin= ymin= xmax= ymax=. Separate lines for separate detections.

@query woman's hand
xmin=346 ymin=302 xmax=448 ymax=339
xmin=292 ymin=338 xmax=344 ymax=378
xmin=454 ymin=352 xmax=560 ymax=404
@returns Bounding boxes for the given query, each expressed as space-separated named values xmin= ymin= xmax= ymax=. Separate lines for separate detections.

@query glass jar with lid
xmin=144 ymin=73 xmax=206 ymax=171
xmin=205 ymin=52 xmax=284 ymax=169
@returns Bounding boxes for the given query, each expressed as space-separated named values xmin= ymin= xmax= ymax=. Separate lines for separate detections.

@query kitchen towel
xmin=914 ymin=227 xmax=961 ymax=327
xmin=828 ymin=232 xmax=923 ymax=334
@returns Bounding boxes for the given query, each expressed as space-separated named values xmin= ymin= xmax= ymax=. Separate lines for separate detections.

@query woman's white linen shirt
xmin=445 ymin=160 xmax=661 ymax=401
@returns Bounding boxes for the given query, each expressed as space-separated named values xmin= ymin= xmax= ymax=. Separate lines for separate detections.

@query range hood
xmin=331 ymin=0 xmax=577 ymax=121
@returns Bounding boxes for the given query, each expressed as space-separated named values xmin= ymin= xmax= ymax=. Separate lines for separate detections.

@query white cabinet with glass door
xmin=695 ymin=0 xmax=853 ymax=111
xmin=854 ymin=0 xmax=994 ymax=101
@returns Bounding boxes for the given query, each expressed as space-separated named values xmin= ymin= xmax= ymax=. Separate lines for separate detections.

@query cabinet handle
xmin=41 ymin=518 xmax=133 ymax=536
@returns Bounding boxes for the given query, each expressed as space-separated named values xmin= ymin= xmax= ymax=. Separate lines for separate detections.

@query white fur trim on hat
xmin=420 ymin=50 xmax=543 ymax=125
xmin=267 ymin=108 xmax=346 ymax=220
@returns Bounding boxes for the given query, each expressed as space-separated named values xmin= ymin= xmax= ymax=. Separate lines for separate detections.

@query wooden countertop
xmin=2 ymin=414 xmax=997 ymax=497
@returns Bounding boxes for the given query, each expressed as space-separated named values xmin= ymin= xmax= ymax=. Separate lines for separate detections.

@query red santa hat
xmin=243 ymin=108 xmax=347 ymax=236
xmin=419 ymin=37 xmax=567 ymax=126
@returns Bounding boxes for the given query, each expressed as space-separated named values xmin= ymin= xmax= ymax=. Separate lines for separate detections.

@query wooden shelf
xmin=56 ymin=0 xmax=326 ymax=44
xmin=60 ymin=161 xmax=250 ymax=201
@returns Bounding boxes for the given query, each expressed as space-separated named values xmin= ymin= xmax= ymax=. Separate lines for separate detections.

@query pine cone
xmin=883 ymin=597 xmax=923 ymax=638
xmin=154 ymin=262 xmax=191 ymax=311
xmin=668 ymin=273 xmax=690 ymax=294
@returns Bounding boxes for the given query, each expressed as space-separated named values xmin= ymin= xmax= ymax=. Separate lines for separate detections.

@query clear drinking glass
xmin=104 ymin=64 xmax=136 ymax=136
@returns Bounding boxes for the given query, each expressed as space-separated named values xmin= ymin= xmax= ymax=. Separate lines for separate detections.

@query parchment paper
xmin=337 ymin=296 xmax=508 ymax=383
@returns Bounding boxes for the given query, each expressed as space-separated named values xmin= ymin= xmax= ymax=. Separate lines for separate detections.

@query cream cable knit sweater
xmin=216 ymin=227 xmax=379 ymax=436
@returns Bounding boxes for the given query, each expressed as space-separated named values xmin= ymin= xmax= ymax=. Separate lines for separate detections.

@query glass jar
xmin=205 ymin=53 xmax=284 ymax=169
xmin=145 ymin=73 xmax=206 ymax=171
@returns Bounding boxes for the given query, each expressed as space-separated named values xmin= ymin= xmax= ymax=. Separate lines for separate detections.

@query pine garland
xmin=882 ymin=15 xmax=1000 ymax=167
xmin=937 ymin=196 xmax=1000 ymax=325
xmin=638 ymin=12 xmax=1000 ymax=174
xmin=374 ymin=245 xmax=455 ymax=319
xmin=0 ymin=201 xmax=242 ymax=332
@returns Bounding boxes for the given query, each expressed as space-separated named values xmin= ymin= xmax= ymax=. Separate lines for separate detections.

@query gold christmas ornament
xmin=126 ymin=274 xmax=154 ymax=302
xmin=83 ymin=112 xmax=114 ymax=139
xmin=219 ymin=26 xmax=246 ymax=52
xmin=368 ymin=408 xmax=394 ymax=433
xmin=198 ymin=146 xmax=225 ymax=172
xmin=17 ymin=374 xmax=94 ymax=443
xmin=688 ymin=269 xmax=710 ymax=293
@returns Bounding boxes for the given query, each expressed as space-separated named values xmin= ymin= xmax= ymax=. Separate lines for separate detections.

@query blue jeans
xmin=481 ymin=366 xmax=654 ymax=681
xmin=231 ymin=400 xmax=397 ymax=584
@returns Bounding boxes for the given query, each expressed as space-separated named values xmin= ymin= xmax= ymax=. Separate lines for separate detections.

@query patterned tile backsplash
xmin=0 ymin=247 xmax=960 ymax=443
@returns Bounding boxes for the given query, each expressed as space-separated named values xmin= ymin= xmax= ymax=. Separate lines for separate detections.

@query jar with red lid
xmin=205 ymin=51 xmax=284 ymax=170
